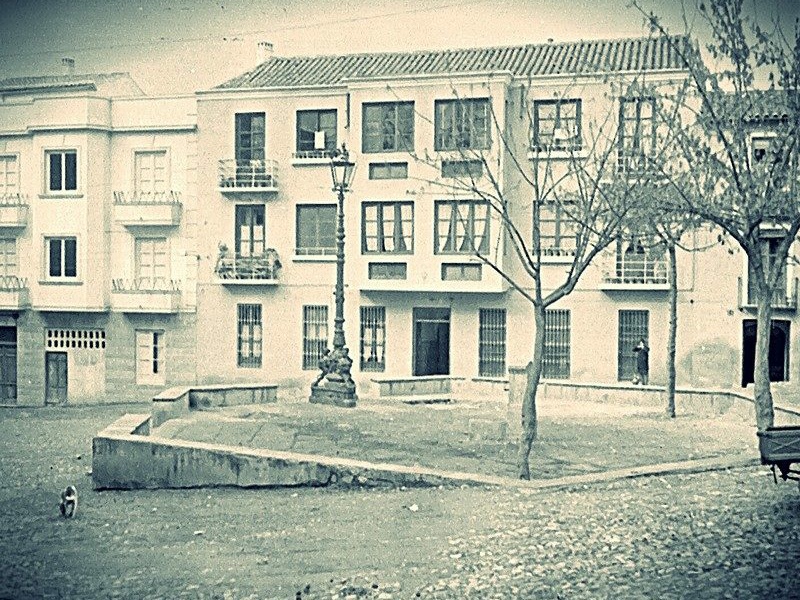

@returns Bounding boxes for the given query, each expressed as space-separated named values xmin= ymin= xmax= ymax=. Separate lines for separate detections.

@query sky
xmin=0 ymin=0 xmax=797 ymax=96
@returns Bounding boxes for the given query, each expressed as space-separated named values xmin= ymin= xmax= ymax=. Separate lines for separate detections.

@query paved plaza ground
xmin=0 ymin=401 xmax=798 ymax=599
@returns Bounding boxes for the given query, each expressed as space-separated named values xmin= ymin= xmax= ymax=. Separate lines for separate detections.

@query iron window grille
xmin=237 ymin=304 xmax=263 ymax=368
xmin=360 ymin=306 xmax=386 ymax=372
xmin=617 ymin=309 xmax=648 ymax=381
xmin=479 ymin=308 xmax=506 ymax=377
xmin=543 ymin=309 xmax=571 ymax=379
xmin=303 ymin=305 xmax=328 ymax=369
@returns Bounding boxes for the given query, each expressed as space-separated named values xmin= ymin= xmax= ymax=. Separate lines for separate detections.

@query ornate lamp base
xmin=309 ymin=378 xmax=357 ymax=408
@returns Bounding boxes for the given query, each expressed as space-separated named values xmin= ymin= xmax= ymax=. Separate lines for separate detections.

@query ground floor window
xmin=543 ymin=309 xmax=570 ymax=379
xmin=618 ymin=309 xmax=648 ymax=381
xmin=136 ymin=330 xmax=165 ymax=385
xmin=479 ymin=308 xmax=506 ymax=377
xmin=237 ymin=304 xmax=262 ymax=368
xmin=303 ymin=305 xmax=328 ymax=369
xmin=742 ymin=319 xmax=790 ymax=386
xmin=360 ymin=306 xmax=386 ymax=372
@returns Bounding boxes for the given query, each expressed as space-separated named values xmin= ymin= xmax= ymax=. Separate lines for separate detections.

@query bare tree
xmin=638 ymin=0 xmax=800 ymax=430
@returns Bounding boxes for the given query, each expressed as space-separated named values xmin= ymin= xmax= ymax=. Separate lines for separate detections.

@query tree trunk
xmin=517 ymin=303 xmax=546 ymax=479
xmin=753 ymin=297 xmax=775 ymax=431
xmin=666 ymin=242 xmax=677 ymax=418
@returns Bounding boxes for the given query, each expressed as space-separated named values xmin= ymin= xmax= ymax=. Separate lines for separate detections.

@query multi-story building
xmin=0 ymin=65 xmax=199 ymax=405
xmin=3 ymin=38 xmax=797 ymax=407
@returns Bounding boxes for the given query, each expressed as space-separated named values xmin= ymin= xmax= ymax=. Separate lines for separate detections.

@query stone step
xmin=398 ymin=394 xmax=453 ymax=405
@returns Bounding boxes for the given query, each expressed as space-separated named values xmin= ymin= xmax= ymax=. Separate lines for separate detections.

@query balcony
xmin=214 ymin=248 xmax=281 ymax=285
xmin=601 ymin=254 xmax=669 ymax=291
xmin=111 ymin=278 xmax=181 ymax=313
xmin=291 ymin=149 xmax=335 ymax=166
xmin=0 ymin=276 xmax=29 ymax=309
xmin=738 ymin=276 xmax=798 ymax=311
xmin=113 ymin=191 xmax=182 ymax=227
xmin=0 ymin=194 xmax=29 ymax=229
xmin=218 ymin=159 xmax=279 ymax=193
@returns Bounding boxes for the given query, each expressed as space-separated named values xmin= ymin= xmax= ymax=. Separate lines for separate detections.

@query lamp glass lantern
xmin=329 ymin=145 xmax=356 ymax=191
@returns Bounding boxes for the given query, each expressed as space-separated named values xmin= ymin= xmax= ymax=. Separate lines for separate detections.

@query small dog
xmin=59 ymin=485 xmax=78 ymax=518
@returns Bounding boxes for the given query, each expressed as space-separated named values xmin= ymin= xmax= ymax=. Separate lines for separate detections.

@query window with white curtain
xmin=434 ymin=200 xmax=490 ymax=254
xmin=362 ymin=201 xmax=413 ymax=254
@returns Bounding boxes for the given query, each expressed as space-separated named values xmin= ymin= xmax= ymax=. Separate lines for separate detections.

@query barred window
xmin=479 ymin=308 xmax=506 ymax=377
xmin=237 ymin=304 xmax=262 ymax=368
xmin=543 ymin=309 xmax=570 ymax=379
xmin=303 ymin=305 xmax=328 ymax=369
xmin=360 ymin=306 xmax=386 ymax=372
xmin=618 ymin=309 xmax=648 ymax=381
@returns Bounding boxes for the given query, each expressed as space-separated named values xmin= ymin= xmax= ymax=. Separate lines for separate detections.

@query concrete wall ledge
xmin=92 ymin=418 xmax=494 ymax=491
xmin=152 ymin=383 xmax=278 ymax=427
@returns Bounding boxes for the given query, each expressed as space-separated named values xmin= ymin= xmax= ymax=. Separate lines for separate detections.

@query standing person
xmin=633 ymin=338 xmax=650 ymax=385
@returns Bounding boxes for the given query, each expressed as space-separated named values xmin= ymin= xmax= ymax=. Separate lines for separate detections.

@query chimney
xmin=61 ymin=57 xmax=75 ymax=75
xmin=257 ymin=41 xmax=274 ymax=64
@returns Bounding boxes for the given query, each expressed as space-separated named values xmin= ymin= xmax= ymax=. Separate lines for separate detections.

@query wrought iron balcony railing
xmin=738 ymin=276 xmax=798 ymax=311
xmin=0 ymin=275 xmax=27 ymax=291
xmin=0 ymin=193 xmax=28 ymax=206
xmin=218 ymin=159 xmax=279 ymax=191
xmin=602 ymin=254 xmax=669 ymax=286
xmin=215 ymin=249 xmax=281 ymax=281
xmin=113 ymin=191 xmax=181 ymax=204
xmin=112 ymin=278 xmax=181 ymax=292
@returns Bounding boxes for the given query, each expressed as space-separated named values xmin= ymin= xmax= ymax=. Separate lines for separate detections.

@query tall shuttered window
xmin=237 ymin=304 xmax=262 ymax=368
xmin=543 ymin=309 xmax=571 ymax=379
xmin=136 ymin=330 xmax=165 ymax=385
xmin=618 ymin=309 xmax=648 ymax=381
xmin=360 ymin=306 xmax=386 ymax=372
xmin=479 ymin=308 xmax=506 ymax=377
xmin=303 ymin=305 xmax=328 ymax=369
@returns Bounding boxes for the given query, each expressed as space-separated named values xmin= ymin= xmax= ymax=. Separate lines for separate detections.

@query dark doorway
xmin=413 ymin=308 xmax=450 ymax=376
xmin=742 ymin=319 xmax=790 ymax=386
xmin=45 ymin=351 xmax=68 ymax=404
xmin=0 ymin=326 xmax=17 ymax=402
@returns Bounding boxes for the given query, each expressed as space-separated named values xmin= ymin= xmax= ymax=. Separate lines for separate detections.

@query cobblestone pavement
xmin=1 ymin=405 xmax=798 ymax=599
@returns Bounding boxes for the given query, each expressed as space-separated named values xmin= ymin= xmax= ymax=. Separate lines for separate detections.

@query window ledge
xmin=527 ymin=149 xmax=587 ymax=161
xmin=39 ymin=192 xmax=84 ymax=199
xmin=38 ymin=279 xmax=83 ymax=286
xmin=292 ymin=254 xmax=337 ymax=263
xmin=539 ymin=253 xmax=576 ymax=264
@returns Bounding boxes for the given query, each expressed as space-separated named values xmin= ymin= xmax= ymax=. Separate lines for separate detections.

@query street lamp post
xmin=309 ymin=143 xmax=358 ymax=408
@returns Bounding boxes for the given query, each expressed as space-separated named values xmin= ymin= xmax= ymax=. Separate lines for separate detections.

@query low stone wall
xmin=507 ymin=367 xmax=800 ymax=427
xmin=152 ymin=383 xmax=278 ymax=427
xmin=92 ymin=414 xmax=491 ymax=491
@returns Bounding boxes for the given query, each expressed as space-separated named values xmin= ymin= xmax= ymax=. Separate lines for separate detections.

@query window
xmin=362 ymin=102 xmax=414 ymax=153
xmin=533 ymin=99 xmax=582 ymax=151
xmin=479 ymin=308 xmax=506 ymax=377
xmin=362 ymin=201 xmax=413 ymax=254
xmin=613 ymin=238 xmax=667 ymax=284
xmin=46 ymin=150 xmax=77 ymax=192
xmin=368 ymin=162 xmax=408 ymax=180
xmin=303 ymin=305 xmax=328 ymax=369
xmin=46 ymin=237 xmax=77 ymax=279
xmin=235 ymin=113 xmax=265 ymax=163
xmin=441 ymin=159 xmax=483 ymax=179
xmin=539 ymin=201 xmax=577 ymax=257
xmin=435 ymin=200 xmax=490 ymax=254
xmin=434 ymin=98 xmax=490 ymax=151
xmin=746 ymin=235 xmax=790 ymax=306
xmin=296 ymin=204 xmax=336 ymax=255
xmin=235 ymin=205 xmax=266 ymax=257
xmin=441 ymin=263 xmax=481 ymax=281
xmin=368 ymin=263 xmax=407 ymax=280
xmin=237 ymin=304 xmax=262 ymax=368
xmin=136 ymin=330 xmax=165 ymax=385
xmin=360 ymin=306 xmax=386 ymax=372
xmin=543 ymin=309 xmax=571 ymax=379
xmin=618 ymin=309 xmax=648 ymax=381
xmin=618 ymin=97 xmax=655 ymax=172
xmin=296 ymin=109 xmax=337 ymax=156
xmin=751 ymin=136 xmax=772 ymax=163
xmin=135 ymin=238 xmax=168 ymax=288
xmin=134 ymin=150 xmax=168 ymax=194
xmin=0 ymin=156 xmax=18 ymax=196
xmin=0 ymin=239 xmax=17 ymax=278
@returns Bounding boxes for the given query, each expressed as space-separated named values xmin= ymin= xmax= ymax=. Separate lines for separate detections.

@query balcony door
xmin=235 ymin=205 xmax=265 ymax=257
xmin=413 ymin=308 xmax=450 ymax=376
xmin=135 ymin=237 xmax=168 ymax=289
